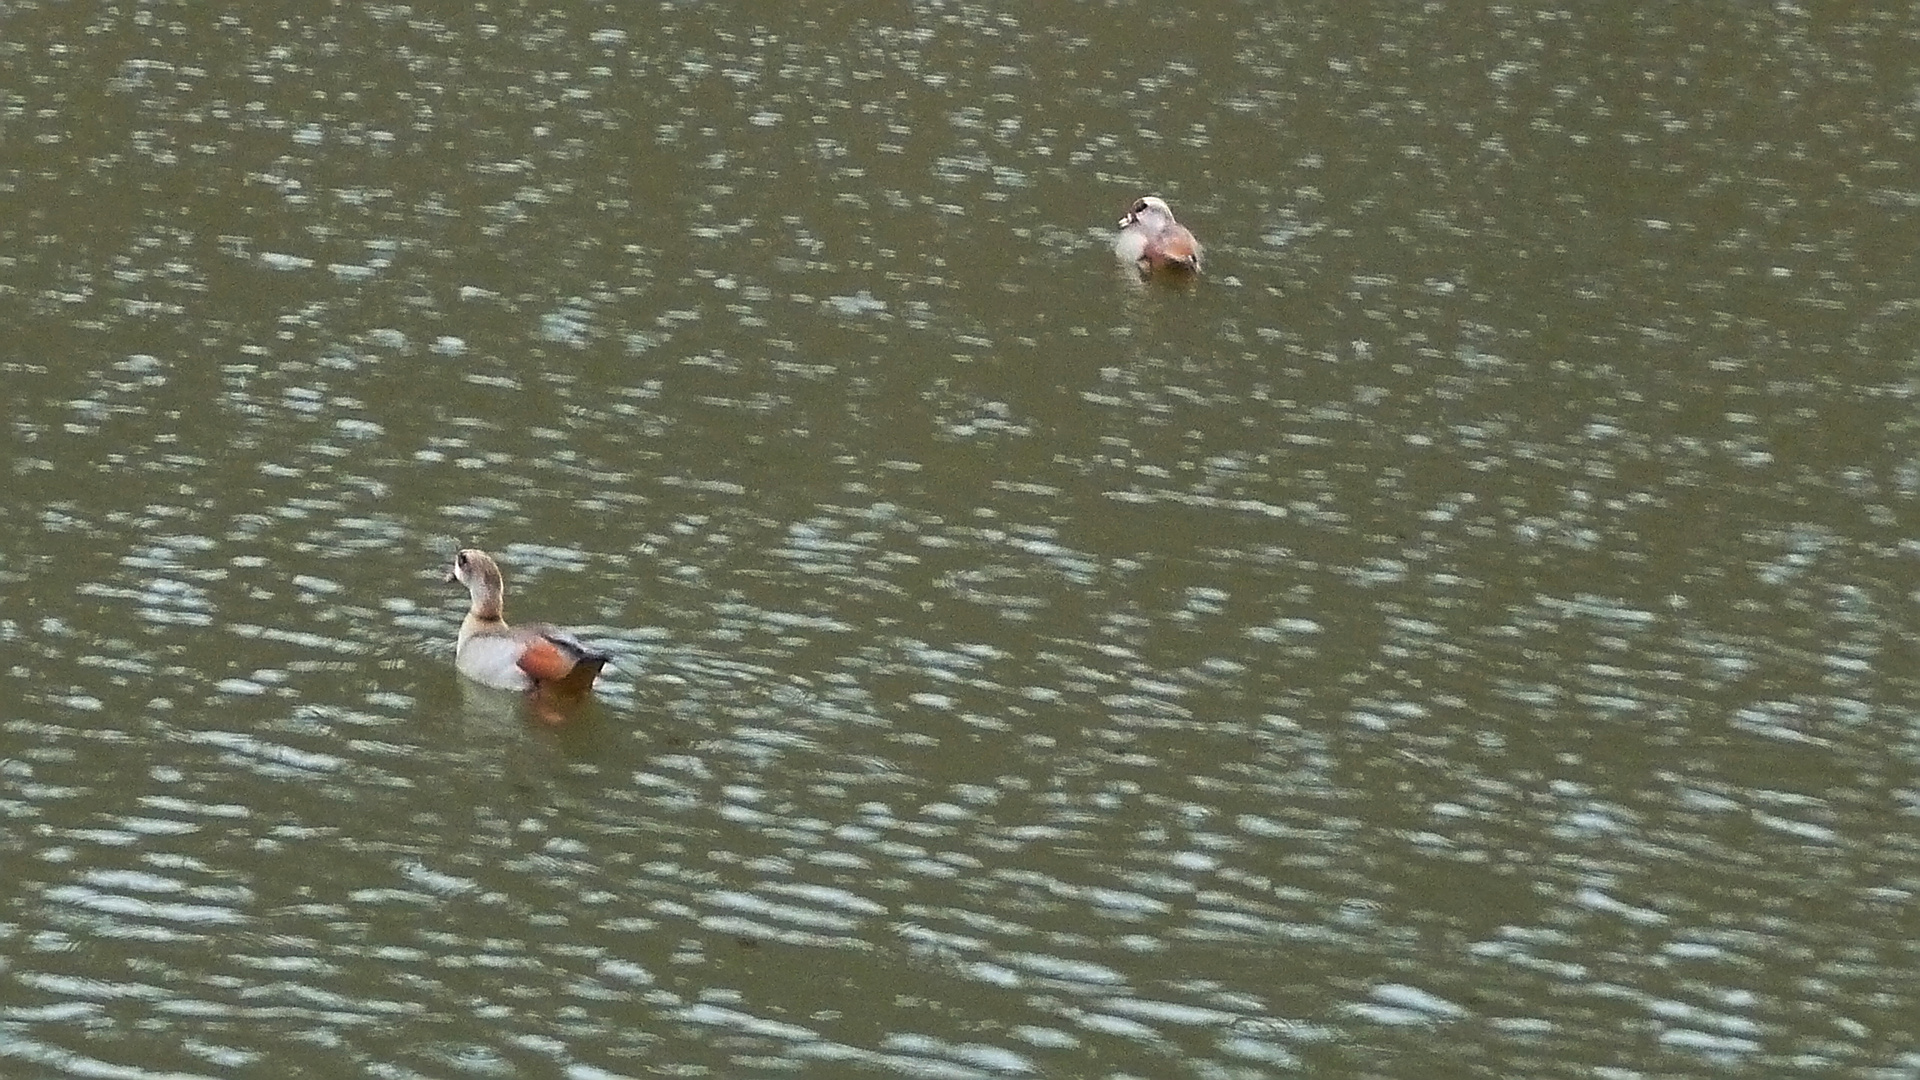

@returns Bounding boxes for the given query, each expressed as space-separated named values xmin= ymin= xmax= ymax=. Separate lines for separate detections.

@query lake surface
xmin=5 ymin=3 xmax=1918 ymax=1077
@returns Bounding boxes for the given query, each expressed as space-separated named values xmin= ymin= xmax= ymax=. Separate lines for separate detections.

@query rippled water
xmin=5 ymin=3 xmax=1919 ymax=1077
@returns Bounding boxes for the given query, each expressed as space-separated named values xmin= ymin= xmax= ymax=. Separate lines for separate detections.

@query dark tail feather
xmin=559 ymin=650 xmax=608 ymax=689
xmin=540 ymin=634 xmax=610 ymax=695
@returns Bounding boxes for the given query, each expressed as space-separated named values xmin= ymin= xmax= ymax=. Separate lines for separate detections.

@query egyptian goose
xmin=446 ymin=548 xmax=609 ymax=695
xmin=1115 ymin=195 xmax=1202 ymax=275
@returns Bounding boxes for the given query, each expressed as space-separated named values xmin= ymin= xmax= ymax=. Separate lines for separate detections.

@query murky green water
xmin=5 ymin=3 xmax=1918 ymax=1077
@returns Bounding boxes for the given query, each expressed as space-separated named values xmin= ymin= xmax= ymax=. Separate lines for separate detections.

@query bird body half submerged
xmin=1115 ymin=195 xmax=1202 ymax=275
xmin=447 ymin=548 xmax=609 ymax=695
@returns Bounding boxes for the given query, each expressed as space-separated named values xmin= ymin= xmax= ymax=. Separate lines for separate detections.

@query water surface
xmin=4 ymin=3 xmax=1918 ymax=1077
